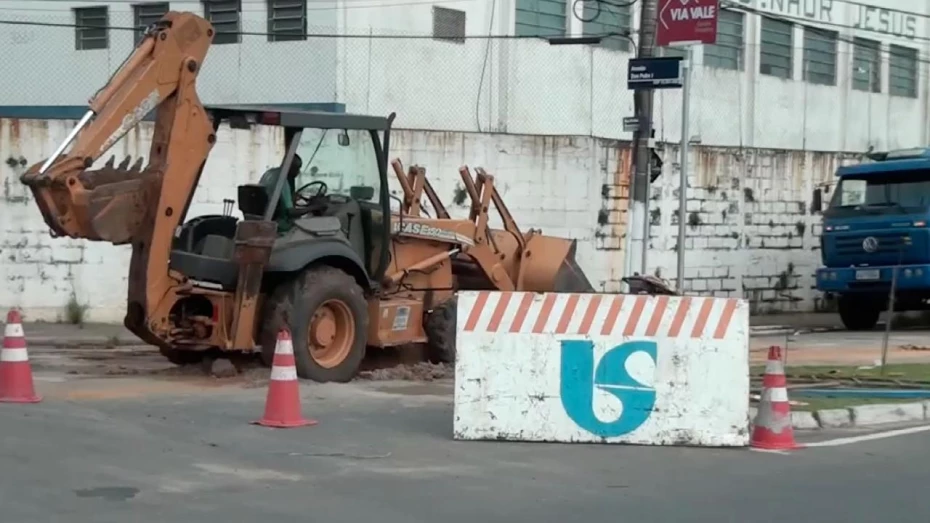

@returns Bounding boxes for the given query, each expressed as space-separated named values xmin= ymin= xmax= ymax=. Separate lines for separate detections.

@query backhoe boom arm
xmin=20 ymin=12 xmax=215 ymax=243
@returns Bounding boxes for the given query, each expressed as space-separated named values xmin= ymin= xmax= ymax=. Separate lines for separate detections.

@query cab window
xmin=292 ymin=129 xmax=381 ymax=205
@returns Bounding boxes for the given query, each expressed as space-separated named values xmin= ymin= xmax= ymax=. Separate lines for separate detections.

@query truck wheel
xmin=838 ymin=296 xmax=880 ymax=331
xmin=424 ymin=298 xmax=456 ymax=364
xmin=261 ymin=265 xmax=368 ymax=383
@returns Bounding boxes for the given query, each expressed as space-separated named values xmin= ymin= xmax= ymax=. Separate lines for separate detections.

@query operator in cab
xmin=258 ymin=153 xmax=303 ymax=233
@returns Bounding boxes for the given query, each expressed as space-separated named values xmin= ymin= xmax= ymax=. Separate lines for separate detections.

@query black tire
xmin=260 ymin=265 xmax=368 ymax=383
xmin=158 ymin=346 xmax=206 ymax=366
xmin=837 ymin=295 xmax=880 ymax=331
xmin=424 ymin=298 xmax=456 ymax=364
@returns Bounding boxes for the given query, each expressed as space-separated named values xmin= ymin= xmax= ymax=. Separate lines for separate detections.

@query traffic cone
xmin=253 ymin=328 xmax=317 ymax=428
xmin=0 ymin=309 xmax=41 ymax=403
xmin=750 ymin=346 xmax=799 ymax=450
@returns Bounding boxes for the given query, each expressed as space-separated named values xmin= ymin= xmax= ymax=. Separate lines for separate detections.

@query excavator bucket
xmin=19 ymin=12 xmax=214 ymax=245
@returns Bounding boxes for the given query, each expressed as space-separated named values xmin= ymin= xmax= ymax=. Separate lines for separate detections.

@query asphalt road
xmin=1 ymin=374 xmax=928 ymax=523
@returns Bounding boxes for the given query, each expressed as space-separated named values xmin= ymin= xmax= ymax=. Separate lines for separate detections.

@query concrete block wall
xmin=646 ymin=146 xmax=859 ymax=313
xmin=1 ymin=117 xmax=853 ymax=322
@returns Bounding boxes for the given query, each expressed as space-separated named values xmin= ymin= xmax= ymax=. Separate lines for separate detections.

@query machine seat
xmin=169 ymin=215 xmax=241 ymax=290
xmin=238 ymin=184 xmax=270 ymax=220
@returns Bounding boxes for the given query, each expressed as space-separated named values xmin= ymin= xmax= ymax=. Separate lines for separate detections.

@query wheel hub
xmin=307 ymin=299 xmax=355 ymax=369
xmin=311 ymin=309 xmax=337 ymax=347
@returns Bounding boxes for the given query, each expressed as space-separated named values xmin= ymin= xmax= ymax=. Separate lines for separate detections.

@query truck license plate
xmin=855 ymin=269 xmax=880 ymax=281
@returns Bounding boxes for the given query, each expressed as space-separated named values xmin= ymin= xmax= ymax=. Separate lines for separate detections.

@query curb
xmin=750 ymin=401 xmax=930 ymax=429
xmin=749 ymin=326 xmax=842 ymax=337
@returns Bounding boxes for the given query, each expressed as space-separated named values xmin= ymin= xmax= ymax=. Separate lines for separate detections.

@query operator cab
xmin=169 ymin=106 xmax=395 ymax=291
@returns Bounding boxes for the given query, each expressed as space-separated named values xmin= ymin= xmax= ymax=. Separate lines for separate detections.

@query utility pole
xmin=676 ymin=46 xmax=692 ymax=292
xmin=626 ymin=0 xmax=658 ymax=281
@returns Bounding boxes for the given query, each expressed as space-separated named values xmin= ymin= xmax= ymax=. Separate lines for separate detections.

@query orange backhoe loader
xmin=19 ymin=11 xmax=594 ymax=382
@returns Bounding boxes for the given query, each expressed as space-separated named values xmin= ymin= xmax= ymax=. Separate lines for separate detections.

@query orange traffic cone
xmin=750 ymin=346 xmax=799 ymax=450
xmin=253 ymin=328 xmax=317 ymax=428
xmin=0 ymin=309 xmax=41 ymax=403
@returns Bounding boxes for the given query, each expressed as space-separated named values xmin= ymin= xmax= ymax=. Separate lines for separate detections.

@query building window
xmin=515 ymin=0 xmax=567 ymax=38
xmin=581 ymin=0 xmax=632 ymax=52
xmin=267 ymin=0 xmax=306 ymax=42
xmin=889 ymin=45 xmax=918 ymax=98
xmin=759 ymin=16 xmax=792 ymax=79
xmin=851 ymin=37 xmax=880 ymax=93
xmin=74 ymin=6 xmax=109 ymax=50
xmin=203 ymin=0 xmax=241 ymax=45
xmin=705 ymin=9 xmax=744 ymax=70
xmin=432 ymin=6 xmax=466 ymax=43
xmin=802 ymin=26 xmax=837 ymax=86
xmin=133 ymin=2 xmax=169 ymax=44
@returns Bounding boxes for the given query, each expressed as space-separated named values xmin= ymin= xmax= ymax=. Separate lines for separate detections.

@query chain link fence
xmin=0 ymin=11 xmax=926 ymax=152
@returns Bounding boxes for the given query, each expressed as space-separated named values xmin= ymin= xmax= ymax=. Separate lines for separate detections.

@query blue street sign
xmin=627 ymin=57 xmax=684 ymax=90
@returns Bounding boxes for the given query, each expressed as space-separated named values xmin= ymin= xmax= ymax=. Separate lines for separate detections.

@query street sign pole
xmin=654 ymin=0 xmax=718 ymax=291
xmin=677 ymin=46 xmax=692 ymax=292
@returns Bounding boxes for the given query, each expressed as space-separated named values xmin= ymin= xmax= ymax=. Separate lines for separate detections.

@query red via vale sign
xmin=656 ymin=0 xmax=719 ymax=47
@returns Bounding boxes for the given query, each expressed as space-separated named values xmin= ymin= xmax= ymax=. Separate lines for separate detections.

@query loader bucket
xmin=520 ymin=235 xmax=596 ymax=293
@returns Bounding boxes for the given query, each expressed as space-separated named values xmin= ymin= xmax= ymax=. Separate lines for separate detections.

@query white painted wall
xmin=1 ymin=117 xmax=851 ymax=321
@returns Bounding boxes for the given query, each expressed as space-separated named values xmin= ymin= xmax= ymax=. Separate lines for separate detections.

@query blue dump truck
xmin=814 ymin=147 xmax=930 ymax=331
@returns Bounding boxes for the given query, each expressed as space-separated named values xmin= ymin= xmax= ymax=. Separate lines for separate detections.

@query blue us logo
xmin=560 ymin=340 xmax=658 ymax=438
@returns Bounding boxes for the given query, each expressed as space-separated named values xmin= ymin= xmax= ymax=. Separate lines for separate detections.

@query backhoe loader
xmin=19 ymin=11 xmax=595 ymax=382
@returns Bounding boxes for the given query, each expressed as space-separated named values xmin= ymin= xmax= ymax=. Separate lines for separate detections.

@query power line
xmin=11 ymin=0 xmax=929 ymax=16
xmin=0 ymin=13 xmax=922 ymax=53
xmin=0 ymin=17 xmax=618 ymax=40
xmin=2 ymin=0 xmax=921 ymax=48
xmin=19 ymin=0 xmax=930 ymax=21
xmin=0 ymin=0 xmax=478 ymax=13
xmin=0 ymin=0 xmax=449 ymax=3
xmin=6 ymin=0 xmax=930 ymax=24
xmin=0 ymin=5 xmax=928 ymax=67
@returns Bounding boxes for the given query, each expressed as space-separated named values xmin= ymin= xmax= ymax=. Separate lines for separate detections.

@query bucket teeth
xmin=131 ymin=157 xmax=144 ymax=172
xmin=105 ymin=155 xmax=115 ymax=168
xmin=118 ymin=156 xmax=131 ymax=170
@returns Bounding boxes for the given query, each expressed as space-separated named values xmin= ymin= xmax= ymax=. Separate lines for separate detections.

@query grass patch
xmin=751 ymin=363 xmax=930 ymax=382
xmin=751 ymin=363 xmax=930 ymax=411
xmin=64 ymin=294 xmax=88 ymax=326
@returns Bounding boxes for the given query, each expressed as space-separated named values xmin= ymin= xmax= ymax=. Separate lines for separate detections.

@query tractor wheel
xmin=158 ymin=346 xmax=206 ymax=366
xmin=261 ymin=265 xmax=368 ymax=383
xmin=424 ymin=298 xmax=457 ymax=364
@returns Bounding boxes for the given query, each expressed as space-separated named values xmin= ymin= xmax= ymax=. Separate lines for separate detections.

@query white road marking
xmin=748 ymin=448 xmax=793 ymax=455
xmin=804 ymin=424 xmax=930 ymax=447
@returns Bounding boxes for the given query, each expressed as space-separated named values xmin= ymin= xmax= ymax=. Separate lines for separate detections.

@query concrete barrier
xmin=453 ymin=291 xmax=750 ymax=446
